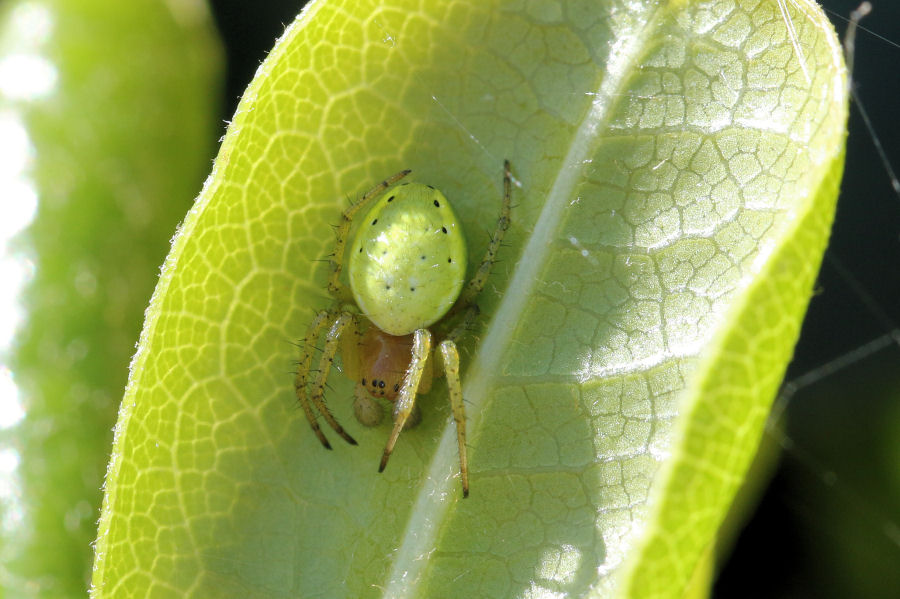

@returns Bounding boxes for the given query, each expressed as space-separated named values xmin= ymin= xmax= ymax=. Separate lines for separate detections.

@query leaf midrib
xmin=382 ymin=4 xmax=665 ymax=595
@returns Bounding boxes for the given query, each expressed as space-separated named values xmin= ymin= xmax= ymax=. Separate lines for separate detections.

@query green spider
xmin=294 ymin=160 xmax=513 ymax=498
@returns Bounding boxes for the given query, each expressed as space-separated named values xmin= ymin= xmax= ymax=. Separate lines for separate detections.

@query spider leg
xmin=444 ymin=304 xmax=480 ymax=344
xmin=378 ymin=328 xmax=431 ymax=473
xmin=294 ymin=309 xmax=338 ymax=449
xmin=451 ymin=159 xmax=512 ymax=315
xmin=328 ymin=169 xmax=411 ymax=302
xmin=309 ymin=311 xmax=358 ymax=445
xmin=438 ymin=339 xmax=469 ymax=498
xmin=422 ymin=162 xmax=513 ymax=495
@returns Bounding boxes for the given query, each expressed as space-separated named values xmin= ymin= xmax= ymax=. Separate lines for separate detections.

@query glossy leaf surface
xmin=92 ymin=1 xmax=847 ymax=597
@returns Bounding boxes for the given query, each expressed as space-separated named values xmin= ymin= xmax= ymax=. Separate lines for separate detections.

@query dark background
xmin=207 ymin=1 xmax=900 ymax=596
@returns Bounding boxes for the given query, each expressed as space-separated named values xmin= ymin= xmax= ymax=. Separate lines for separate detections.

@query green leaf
xmin=92 ymin=0 xmax=847 ymax=597
xmin=0 ymin=0 xmax=221 ymax=595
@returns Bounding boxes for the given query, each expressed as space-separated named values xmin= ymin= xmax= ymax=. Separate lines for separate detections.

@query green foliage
xmin=0 ymin=0 xmax=221 ymax=595
xmin=89 ymin=0 xmax=847 ymax=597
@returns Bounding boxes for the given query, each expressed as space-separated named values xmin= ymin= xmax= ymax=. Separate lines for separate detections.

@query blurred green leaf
xmin=92 ymin=0 xmax=846 ymax=597
xmin=0 ymin=0 xmax=221 ymax=595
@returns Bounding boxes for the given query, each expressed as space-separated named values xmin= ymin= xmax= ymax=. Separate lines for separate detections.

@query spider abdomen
xmin=348 ymin=183 xmax=468 ymax=336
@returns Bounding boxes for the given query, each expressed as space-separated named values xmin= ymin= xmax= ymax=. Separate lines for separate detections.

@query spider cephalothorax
xmin=294 ymin=161 xmax=513 ymax=497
